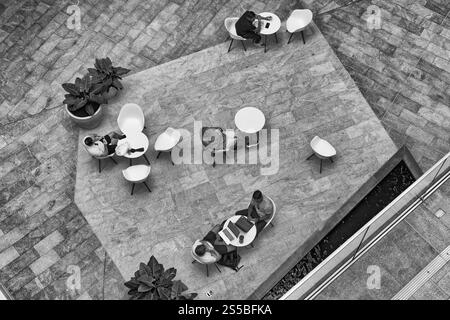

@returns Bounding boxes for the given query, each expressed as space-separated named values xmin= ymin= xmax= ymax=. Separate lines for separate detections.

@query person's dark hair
xmin=252 ymin=190 xmax=263 ymax=201
xmin=195 ymin=244 xmax=206 ymax=256
xmin=245 ymin=10 xmax=256 ymax=21
xmin=84 ymin=137 xmax=94 ymax=146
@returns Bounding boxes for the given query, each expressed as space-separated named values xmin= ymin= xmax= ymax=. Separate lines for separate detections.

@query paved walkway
xmin=316 ymin=0 xmax=450 ymax=170
xmin=0 ymin=0 xmax=448 ymax=299
xmin=316 ymin=178 xmax=450 ymax=299
xmin=75 ymin=23 xmax=396 ymax=300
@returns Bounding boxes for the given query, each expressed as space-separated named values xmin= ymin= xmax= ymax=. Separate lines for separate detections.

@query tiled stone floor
xmin=316 ymin=0 xmax=450 ymax=170
xmin=75 ymin=23 xmax=397 ymax=299
xmin=316 ymin=178 xmax=450 ymax=300
xmin=0 ymin=0 xmax=300 ymax=300
xmin=0 ymin=0 xmax=448 ymax=299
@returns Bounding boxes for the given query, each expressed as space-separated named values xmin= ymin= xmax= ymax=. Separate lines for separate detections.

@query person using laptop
xmin=235 ymin=190 xmax=274 ymax=234
xmin=235 ymin=10 xmax=272 ymax=46
xmin=196 ymin=223 xmax=242 ymax=271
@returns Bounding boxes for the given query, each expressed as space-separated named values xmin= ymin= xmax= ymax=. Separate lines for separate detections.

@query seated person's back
xmin=84 ymin=136 xmax=108 ymax=157
xmin=193 ymin=240 xmax=221 ymax=264
xmin=235 ymin=11 xmax=257 ymax=37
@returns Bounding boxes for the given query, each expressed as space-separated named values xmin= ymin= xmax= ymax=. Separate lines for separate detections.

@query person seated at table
xmin=193 ymin=240 xmax=222 ymax=264
xmin=235 ymin=10 xmax=272 ymax=45
xmin=200 ymin=223 xmax=242 ymax=271
xmin=235 ymin=190 xmax=274 ymax=234
xmin=84 ymin=131 xmax=126 ymax=157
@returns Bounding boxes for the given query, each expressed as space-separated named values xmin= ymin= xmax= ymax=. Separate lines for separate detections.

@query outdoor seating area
xmin=74 ymin=17 xmax=397 ymax=299
xmin=2 ymin=0 xmax=447 ymax=302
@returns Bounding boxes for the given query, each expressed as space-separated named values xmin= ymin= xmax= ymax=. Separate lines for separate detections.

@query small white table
xmin=234 ymin=107 xmax=266 ymax=147
xmin=154 ymin=128 xmax=182 ymax=165
xmin=219 ymin=215 xmax=257 ymax=247
xmin=259 ymin=12 xmax=281 ymax=53
xmin=117 ymin=132 xmax=150 ymax=165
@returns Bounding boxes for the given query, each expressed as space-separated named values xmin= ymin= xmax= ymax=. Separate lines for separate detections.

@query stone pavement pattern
xmin=316 ymin=178 xmax=450 ymax=299
xmin=315 ymin=0 xmax=450 ymax=170
xmin=74 ymin=23 xmax=397 ymax=299
xmin=0 ymin=0 xmax=448 ymax=299
xmin=0 ymin=0 xmax=300 ymax=300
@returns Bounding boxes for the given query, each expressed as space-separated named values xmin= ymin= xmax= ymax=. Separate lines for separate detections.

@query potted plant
xmin=62 ymin=74 xmax=107 ymax=129
xmin=88 ymin=57 xmax=130 ymax=100
xmin=124 ymin=256 xmax=197 ymax=300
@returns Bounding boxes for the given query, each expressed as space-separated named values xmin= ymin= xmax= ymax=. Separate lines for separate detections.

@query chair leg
xmin=274 ymin=32 xmax=278 ymax=43
xmin=156 ymin=151 xmax=161 ymax=159
xmin=241 ymin=40 xmax=246 ymax=51
xmin=143 ymin=182 xmax=152 ymax=193
xmin=307 ymin=153 xmax=315 ymax=160
xmin=98 ymin=159 xmax=102 ymax=173
xmin=110 ymin=157 xmax=118 ymax=165
xmin=227 ymin=39 xmax=234 ymax=52
xmin=192 ymin=260 xmax=196 ymax=264
xmin=214 ymin=263 xmax=221 ymax=273
xmin=301 ymin=30 xmax=305 ymax=44
xmin=320 ymin=159 xmax=323 ymax=174
xmin=206 ymin=264 xmax=209 ymax=277
xmin=143 ymin=154 xmax=150 ymax=165
xmin=131 ymin=183 xmax=135 ymax=195
xmin=264 ymin=35 xmax=267 ymax=53
xmin=287 ymin=32 xmax=294 ymax=44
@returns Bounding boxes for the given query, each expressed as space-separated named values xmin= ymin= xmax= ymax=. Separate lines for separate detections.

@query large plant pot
xmin=65 ymin=104 xmax=104 ymax=129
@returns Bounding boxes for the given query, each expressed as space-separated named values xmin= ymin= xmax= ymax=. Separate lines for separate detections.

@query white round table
xmin=259 ymin=12 xmax=281 ymax=52
xmin=117 ymin=132 xmax=150 ymax=165
xmin=221 ymin=215 xmax=257 ymax=247
xmin=235 ymin=107 xmax=265 ymax=147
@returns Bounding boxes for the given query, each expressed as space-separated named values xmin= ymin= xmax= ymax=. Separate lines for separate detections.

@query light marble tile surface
xmin=74 ymin=23 xmax=397 ymax=299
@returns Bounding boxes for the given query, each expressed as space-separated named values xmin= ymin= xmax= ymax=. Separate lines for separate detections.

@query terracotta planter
xmin=65 ymin=104 xmax=103 ymax=129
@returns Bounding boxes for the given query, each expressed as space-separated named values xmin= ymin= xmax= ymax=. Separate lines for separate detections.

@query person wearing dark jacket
xmin=235 ymin=10 xmax=272 ymax=45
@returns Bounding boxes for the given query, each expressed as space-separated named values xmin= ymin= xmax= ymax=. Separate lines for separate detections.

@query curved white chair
xmin=191 ymin=240 xmax=221 ymax=277
xmin=307 ymin=136 xmax=337 ymax=173
xmin=286 ymin=9 xmax=313 ymax=44
xmin=122 ymin=164 xmax=151 ymax=195
xmin=117 ymin=103 xmax=145 ymax=135
xmin=224 ymin=17 xmax=247 ymax=52
xmin=247 ymin=195 xmax=276 ymax=230
xmin=154 ymin=127 xmax=181 ymax=165
xmin=82 ymin=136 xmax=117 ymax=173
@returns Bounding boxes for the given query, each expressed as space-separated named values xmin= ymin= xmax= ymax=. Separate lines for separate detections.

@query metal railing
xmin=280 ymin=152 xmax=450 ymax=300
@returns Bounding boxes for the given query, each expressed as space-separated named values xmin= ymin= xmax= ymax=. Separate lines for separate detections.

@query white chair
xmin=122 ymin=164 xmax=151 ymax=195
xmin=247 ymin=195 xmax=276 ymax=230
xmin=212 ymin=130 xmax=237 ymax=167
xmin=154 ymin=127 xmax=181 ymax=165
xmin=307 ymin=136 xmax=337 ymax=173
xmin=286 ymin=9 xmax=313 ymax=44
xmin=224 ymin=17 xmax=247 ymax=52
xmin=82 ymin=136 xmax=117 ymax=173
xmin=191 ymin=240 xmax=221 ymax=277
xmin=117 ymin=103 xmax=145 ymax=135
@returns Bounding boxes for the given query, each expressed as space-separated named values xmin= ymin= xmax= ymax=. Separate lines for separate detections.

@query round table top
xmin=117 ymin=132 xmax=149 ymax=159
xmin=234 ymin=107 xmax=266 ymax=134
xmin=222 ymin=215 xmax=257 ymax=247
xmin=154 ymin=129 xmax=181 ymax=151
xmin=259 ymin=12 xmax=281 ymax=35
